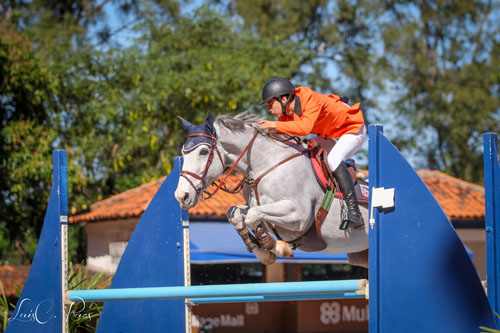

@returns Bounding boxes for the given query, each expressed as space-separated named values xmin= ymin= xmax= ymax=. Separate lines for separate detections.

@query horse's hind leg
xmin=227 ymin=205 xmax=276 ymax=265
xmin=347 ymin=249 xmax=369 ymax=268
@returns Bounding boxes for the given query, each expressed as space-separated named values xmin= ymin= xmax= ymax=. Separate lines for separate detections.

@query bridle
xmin=179 ymin=133 xmax=225 ymax=198
xmin=179 ymin=131 xmax=260 ymax=199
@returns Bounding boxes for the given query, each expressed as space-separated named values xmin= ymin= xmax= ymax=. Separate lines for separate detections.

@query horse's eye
xmin=200 ymin=148 xmax=209 ymax=156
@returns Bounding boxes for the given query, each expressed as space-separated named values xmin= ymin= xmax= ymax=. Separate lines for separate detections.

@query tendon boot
xmin=333 ymin=162 xmax=364 ymax=230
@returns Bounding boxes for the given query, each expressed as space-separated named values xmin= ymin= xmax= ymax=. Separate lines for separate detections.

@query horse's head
xmin=174 ymin=112 xmax=226 ymax=209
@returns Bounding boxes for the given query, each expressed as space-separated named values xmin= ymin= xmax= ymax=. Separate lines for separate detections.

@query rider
xmin=257 ymin=77 xmax=366 ymax=229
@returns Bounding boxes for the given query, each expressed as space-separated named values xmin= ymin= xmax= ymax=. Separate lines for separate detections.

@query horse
xmin=174 ymin=111 xmax=369 ymax=268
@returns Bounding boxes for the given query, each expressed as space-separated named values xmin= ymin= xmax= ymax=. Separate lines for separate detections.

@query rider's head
xmin=261 ymin=78 xmax=295 ymax=116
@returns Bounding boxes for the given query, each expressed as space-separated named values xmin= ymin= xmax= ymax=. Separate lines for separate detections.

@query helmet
xmin=261 ymin=78 xmax=295 ymax=104
xmin=261 ymin=78 xmax=295 ymax=115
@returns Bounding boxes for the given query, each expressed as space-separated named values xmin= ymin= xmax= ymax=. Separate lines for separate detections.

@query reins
xmin=180 ymin=129 xmax=308 ymax=202
xmin=245 ymin=149 xmax=308 ymax=205
xmin=207 ymin=131 xmax=259 ymax=198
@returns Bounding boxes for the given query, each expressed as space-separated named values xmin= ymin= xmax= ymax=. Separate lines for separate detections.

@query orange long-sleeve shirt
xmin=275 ymin=86 xmax=364 ymax=139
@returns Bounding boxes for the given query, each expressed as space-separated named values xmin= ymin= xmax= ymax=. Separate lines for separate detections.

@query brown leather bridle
xmin=179 ymin=133 xmax=225 ymax=198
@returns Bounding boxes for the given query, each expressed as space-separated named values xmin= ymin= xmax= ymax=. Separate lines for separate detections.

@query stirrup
xmin=339 ymin=216 xmax=365 ymax=231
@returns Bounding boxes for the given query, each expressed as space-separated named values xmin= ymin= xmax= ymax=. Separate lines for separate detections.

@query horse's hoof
xmin=255 ymin=250 xmax=276 ymax=265
xmin=275 ymin=240 xmax=294 ymax=258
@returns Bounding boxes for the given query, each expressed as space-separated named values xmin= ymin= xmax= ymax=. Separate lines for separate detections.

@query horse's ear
xmin=178 ymin=116 xmax=195 ymax=132
xmin=205 ymin=112 xmax=215 ymax=134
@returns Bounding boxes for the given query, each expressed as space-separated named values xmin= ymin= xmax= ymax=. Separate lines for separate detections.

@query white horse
xmin=174 ymin=112 xmax=369 ymax=268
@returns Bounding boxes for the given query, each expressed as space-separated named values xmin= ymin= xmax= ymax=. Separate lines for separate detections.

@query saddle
xmin=293 ymin=142 xmax=369 ymax=252
xmin=308 ymin=141 xmax=369 ymax=204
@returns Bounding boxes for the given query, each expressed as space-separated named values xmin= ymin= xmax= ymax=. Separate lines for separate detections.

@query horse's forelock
xmin=215 ymin=111 xmax=263 ymax=133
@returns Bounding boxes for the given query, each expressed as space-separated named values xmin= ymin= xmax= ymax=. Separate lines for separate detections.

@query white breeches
xmin=327 ymin=125 xmax=367 ymax=171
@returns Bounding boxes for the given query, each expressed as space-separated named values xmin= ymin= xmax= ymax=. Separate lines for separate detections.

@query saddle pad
xmin=309 ymin=143 xmax=366 ymax=204
xmin=309 ymin=144 xmax=330 ymax=192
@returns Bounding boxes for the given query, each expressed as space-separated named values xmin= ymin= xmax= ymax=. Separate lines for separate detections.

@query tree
xmin=222 ymin=0 xmax=383 ymax=120
xmin=1 ymin=1 xmax=306 ymax=262
xmin=55 ymin=7 xmax=307 ymax=209
xmin=0 ymin=22 xmax=58 ymax=263
xmin=380 ymin=0 xmax=500 ymax=182
xmin=224 ymin=0 xmax=500 ymax=182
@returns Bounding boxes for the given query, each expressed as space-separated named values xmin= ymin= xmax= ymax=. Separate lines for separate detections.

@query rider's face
xmin=266 ymin=96 xmax=288 ymax=118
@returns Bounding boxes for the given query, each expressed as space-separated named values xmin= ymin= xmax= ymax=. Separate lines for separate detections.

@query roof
xmin=69 ymin=170 xmax=485 ymax=224
xmin=417 ymin=170 xmax=484 ymax=220
xmin=0 ymin=266 xmax=29 ymax=298
xmin=70 ymin=175 xmax=245 ymax=224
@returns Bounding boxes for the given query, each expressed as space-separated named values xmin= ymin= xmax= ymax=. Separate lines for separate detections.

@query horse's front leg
xmin=244 ymin=200 xmax=299 ymax=259
xmin=227 ymin=205 xmax=276 ymax=265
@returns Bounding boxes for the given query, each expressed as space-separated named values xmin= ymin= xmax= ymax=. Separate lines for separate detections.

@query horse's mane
xmin=215 ymin=111 xmax=263 ymax=133
xmin=214 ymin=111 xmax=301 ymax=145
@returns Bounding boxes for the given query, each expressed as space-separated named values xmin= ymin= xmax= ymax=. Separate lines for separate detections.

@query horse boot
xmin=255 ymin=223 xmax=276 ymax=251
xmin=333 ymin=162 xmax=364 ymax=230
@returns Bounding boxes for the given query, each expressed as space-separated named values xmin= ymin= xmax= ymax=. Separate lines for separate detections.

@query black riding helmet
xmin=261 ymin=78 xmax=296 ymax=116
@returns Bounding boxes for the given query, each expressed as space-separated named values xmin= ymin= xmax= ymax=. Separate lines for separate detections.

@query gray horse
xmin=174 ymin=112 xmax=369 ymax=268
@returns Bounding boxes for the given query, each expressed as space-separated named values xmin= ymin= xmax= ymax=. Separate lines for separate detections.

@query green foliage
xmin=226 ymin=0 xmax=383 ymax=110
xmin=0 ymin=22 xmax=55 ymax=125
xmin=67 ymin=263 xmax=111 ymax=332
xmin=55 ymin=6 xmax=307 ymax=212
xmin=379 ymin=0 xmax=500 ymax=182
xmin=0 ymin=22 xmax=59 ymax=262
xmin=479 ymin=312 xmax=500 ymax=332
xmin=0 ymin=1 xmax=305 ymax=261
xmin=0 ymin=265 xmax=110 ymax=332
xmin=0 ymin=281 xmax=11 ymax=331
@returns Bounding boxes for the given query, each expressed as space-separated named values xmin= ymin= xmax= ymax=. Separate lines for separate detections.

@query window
xmin=301 ymin=264 xmax=368 ymax=281
xmin=191 ymin=263 xmax=263 ymax=285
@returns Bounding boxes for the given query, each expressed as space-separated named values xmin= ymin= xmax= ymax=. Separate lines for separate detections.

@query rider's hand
xmin=258 ymin=120 xmax=277 ymax=130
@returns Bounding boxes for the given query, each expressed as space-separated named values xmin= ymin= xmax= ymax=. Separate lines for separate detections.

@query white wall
xmin=85 ymin=218 xmax=139 ymax=274
xmin=456 ymin=228 xmax=487 ymax=281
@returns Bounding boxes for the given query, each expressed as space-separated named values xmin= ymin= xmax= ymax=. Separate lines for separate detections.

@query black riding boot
xmin=333 ymin=162 xmax=364 ymax=230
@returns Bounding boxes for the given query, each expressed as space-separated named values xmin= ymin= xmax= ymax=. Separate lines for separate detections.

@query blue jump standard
xmin=69 ymin=279 xmax=364 ymax=302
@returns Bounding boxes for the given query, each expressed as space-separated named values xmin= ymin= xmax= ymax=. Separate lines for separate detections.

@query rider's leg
xmin=328 ymin=125 xmax=367 ymax=229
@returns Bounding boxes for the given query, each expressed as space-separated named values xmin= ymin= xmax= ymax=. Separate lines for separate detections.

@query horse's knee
xmin=244 ymin=208 xmax=261 ymax=228
xmin=227 ymin=205 xmax=248 ymax=228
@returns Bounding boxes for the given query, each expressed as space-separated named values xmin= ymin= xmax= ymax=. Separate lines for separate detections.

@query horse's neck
xmin=216 ymin=125 xmax=300 ymax=177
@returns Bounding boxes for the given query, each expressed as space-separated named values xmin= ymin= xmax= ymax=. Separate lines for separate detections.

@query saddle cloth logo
xmin=360 ymin=184 xmax=369 ymax=198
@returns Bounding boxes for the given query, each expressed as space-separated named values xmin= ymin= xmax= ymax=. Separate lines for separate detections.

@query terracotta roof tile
xmin=69 ymin=176 xmax=245 ymax=223
xmin=70 ymin=178 xmax=165 ymax=223
xmin=69 ymin=170 xmax=485 ymax=224
xmin=0 ymin=266 xmax=29 ymax=298
xmin=418 ymin=170 xmax=484 ymax=220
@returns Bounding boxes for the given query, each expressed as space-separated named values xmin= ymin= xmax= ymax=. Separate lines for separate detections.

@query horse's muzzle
xmin=174 ymin=189 xmax=196 ymax=209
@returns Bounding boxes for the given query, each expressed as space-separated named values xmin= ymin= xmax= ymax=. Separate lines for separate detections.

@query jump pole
xmin=68 ymin=279 xmax=367 ymax=302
